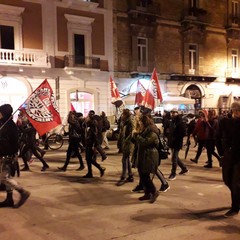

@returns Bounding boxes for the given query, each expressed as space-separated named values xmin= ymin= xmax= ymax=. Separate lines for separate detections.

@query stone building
xmin=0 ymin=0 xmax=114 ymax=120
xmin=113 ymin=0 xmax=240 ymax=113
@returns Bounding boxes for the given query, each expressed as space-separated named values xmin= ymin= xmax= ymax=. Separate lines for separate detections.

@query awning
xmin=162 ymin=96 xmax=195 ymax=105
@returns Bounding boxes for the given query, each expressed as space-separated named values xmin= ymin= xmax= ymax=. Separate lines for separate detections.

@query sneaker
xmin=102 ymin=156 xmax=108 ymax=161
xmin=159 ymin=184 xmax=170 ymax=192
xmin=132 ymin=185 xmax=144 ymax=193
xmin=149 ymin=191 xmax=159 ymax=203
xmin=224 ymin=209 xmax=239 ymax=218
xmin=179 ymin=168 xmax=189 ymax=175
xmin=14 ymin=190 xmax=31 ymax=208
xmin=116 ymin=178 xmax=126 ymax=186
xmin=76 ymin=165 xmax=85 ymax=171
xmin=138 ymin=194 xmax=151 ymax=201
xmin=204 ymin=164 xmax=212 ymax=168
xmin=190 ymin=158 xmax=198 ymax=164
xmin=168 ymin=173 xmax=176 ymax=181
xmin=126 ymin=175 xmax=134 ymax=182
xmin=41 ymin=165 xmax=49 ymax=172
xmin=100 ymin=167 xmax=106 ymax=177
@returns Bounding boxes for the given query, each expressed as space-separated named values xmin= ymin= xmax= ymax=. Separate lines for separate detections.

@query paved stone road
xmin=0 ymin=140 xmax=239 ymax=240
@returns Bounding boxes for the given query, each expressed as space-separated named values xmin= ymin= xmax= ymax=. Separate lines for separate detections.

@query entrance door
xmin=0 ymin=25 xmax=14 ymax=49
xmin=184 ymin=85 xmax=201 ymax=110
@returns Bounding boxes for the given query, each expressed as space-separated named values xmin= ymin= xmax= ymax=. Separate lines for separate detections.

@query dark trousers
xmin=139 ymin=172 xmax=156 ymax=195
xmin=63 ymin=140 xmax=84 ymax=168
xmin=222 ymin=149 xmax=240 ymax=212
xmin=205 ymin=139 xmax=221 ymax=164
xmin=85 ymin=146 xmax=102 ymax=175
xmin=194 ymin=140 xmax=206 ymax=161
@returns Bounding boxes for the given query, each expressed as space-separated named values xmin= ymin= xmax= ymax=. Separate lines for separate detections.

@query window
xmin=189 ymin=0 xmax=199 ymax=16
xmin=232 ymin=49 xmax=238 ymax=72
xmin=137 ymin=37 xmax=148 ymax=69
xmin=74 ymin=34 xmax=85 ymax=64
xmin=0 ymin=25 xmax=14 ymax=49
xmin=232 ymin=1 xmax=239 ymax=24
xmin=189 ymin=44 xmax=197 ymax=74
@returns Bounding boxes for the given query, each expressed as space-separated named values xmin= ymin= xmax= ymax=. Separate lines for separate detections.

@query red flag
xmin=110 ymin=76 xmax=124 ymax=108
xmin=135 ymin=80 xmax=146 ymax=106
xmin=143 ymin=68 xmax=163 ymax=110
xmin=70 ymin=103 xmax=76 ymax=111
xmin=20 ymin=79 xmax=62 ymax=136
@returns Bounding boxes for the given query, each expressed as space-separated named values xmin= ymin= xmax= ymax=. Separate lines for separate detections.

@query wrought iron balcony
xmin=64 ymin=55 xmax=100 ymax=69
xmin=0 ymin=49 xmax=49 ymax=67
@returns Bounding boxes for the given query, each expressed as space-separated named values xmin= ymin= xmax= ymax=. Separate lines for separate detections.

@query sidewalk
xmin=0 ymin=141 xmax=239 ymax=240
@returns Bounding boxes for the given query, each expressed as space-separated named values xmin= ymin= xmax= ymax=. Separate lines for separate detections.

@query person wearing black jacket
xmin=58 ymin=111 xmax=85 ymax=171
xmin=167 ymin=109 xmax=189 ymax=180
xmin=0 ymin=104 xmax=30 ymax=208
xmin=216 ymin=102 xmax=240 ymax=218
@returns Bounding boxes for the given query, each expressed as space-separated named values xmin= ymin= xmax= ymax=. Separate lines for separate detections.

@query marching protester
xmin=167 ymin=108 xmax=189 ymax=181
xmin=131 ymin=114 xmax=159 ymax=203
xmin=216 ymin=102 xmax=240 ymax=218
xmin=82 ymin=110 xmax=106 ymax=178
xmin=58 ymin=111 xmax=85 ymax=171
xmin=18 ymin=117 xmax=49 ymax=172
xmin=116 ymin=109 xmax=134 ymax=186
xmin=100 ymin=111 xmax=110 ymax=150
xmin=0 ymin=104 xmax=30 ymax=208
xmin=190 ymin=110 xmax=209 ymax=164
xmin=204 ymin=109 xmax=221 ymax=168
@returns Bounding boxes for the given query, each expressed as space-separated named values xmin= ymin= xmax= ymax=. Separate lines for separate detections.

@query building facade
xmin=113 ymin=0 xmax=240 ymax=113
xmin=0 ymin=0 xmax=114 ymax=120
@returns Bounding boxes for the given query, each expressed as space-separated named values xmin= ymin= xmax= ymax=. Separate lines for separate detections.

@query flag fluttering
xmin=135 ymin=80 xmax=146 ymax=106
xmin=20 ymin=79 xmax=62 ymax=136
xmin=110 ymin=76 xmax=124 ymax=108
xmin=143 ymin=68 xmax=163 ymax=110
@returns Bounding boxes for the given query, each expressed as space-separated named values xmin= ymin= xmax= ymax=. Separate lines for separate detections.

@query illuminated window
xmin=232 ymin=1 xmax=239 ymax=24
xmin=137 ymin=37 xmax=148 ymax=68
xmin=189 ymin=44 xmax=197 ymax=73
xmin=232 ymin=49 xmax=238 ymax=72
xmin=70 ymin=91 xmax=94 ymax=116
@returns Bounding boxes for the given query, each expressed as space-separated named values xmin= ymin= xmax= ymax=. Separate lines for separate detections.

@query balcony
xmin=0 ymin=49 xmax=49 ymax=67
xmin=64 ymin=55 xmax=100 ymax=69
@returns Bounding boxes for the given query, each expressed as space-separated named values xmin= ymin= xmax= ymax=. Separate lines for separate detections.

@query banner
xmin=143 ymin=68 xmax=163 ymax=110
xmin=135 ymin=80 xmax=146 ymax=106
xmin=20 ymin=79 xmax=62 ymax=136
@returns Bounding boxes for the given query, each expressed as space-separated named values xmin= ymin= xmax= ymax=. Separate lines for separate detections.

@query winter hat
xmin=0 ymin=104 xmax=13 ymax=118
xmin=199 ymin=109 xmax=208 ymax=118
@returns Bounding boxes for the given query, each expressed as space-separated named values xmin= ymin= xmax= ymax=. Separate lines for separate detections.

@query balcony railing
xmin=64 ymin=55 xmax=100 ymax=69
xmin=0 ymin=49 xmax=49 ymax=67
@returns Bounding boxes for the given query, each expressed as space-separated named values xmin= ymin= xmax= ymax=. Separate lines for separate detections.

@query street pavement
xmin=0 ymin=140 xmax=239 ymax=240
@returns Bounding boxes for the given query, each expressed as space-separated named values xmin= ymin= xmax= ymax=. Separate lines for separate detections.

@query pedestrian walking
xmin=216 ymin=102 xmax=240 ymax=218
xmin=167 ymin=109 xmax=189 ymax=180
xmin=0 ymin=104 xmax=30 ymax=208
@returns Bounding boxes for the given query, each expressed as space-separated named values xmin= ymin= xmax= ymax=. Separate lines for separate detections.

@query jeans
xmin=121 ymin=152 xmax=133 ymax=179
xmin=171 ymin=148 xmax=187 ymax=174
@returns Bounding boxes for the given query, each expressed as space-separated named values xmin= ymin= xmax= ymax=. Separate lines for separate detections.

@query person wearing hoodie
xmin=0 ymin=104 xmax=30 ymax=208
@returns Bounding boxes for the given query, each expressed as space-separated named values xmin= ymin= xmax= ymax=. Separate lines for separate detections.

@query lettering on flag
xmin=20 ymin=79 xmax=62 ymax=136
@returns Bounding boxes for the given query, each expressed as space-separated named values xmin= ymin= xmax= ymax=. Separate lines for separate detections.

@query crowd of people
xmin=0 ymin=102 xmax=239 ymax=217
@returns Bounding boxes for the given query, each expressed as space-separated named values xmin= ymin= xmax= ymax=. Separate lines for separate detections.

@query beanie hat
xmin=0 ymin=104 xmax=13 ymax=118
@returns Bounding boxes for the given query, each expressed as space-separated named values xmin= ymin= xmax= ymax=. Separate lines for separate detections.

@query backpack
xmin=158 ymin=135 xmax=169 ymax=160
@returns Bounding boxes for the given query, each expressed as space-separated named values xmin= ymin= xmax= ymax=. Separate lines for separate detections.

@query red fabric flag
xmin=70 ymin=103 xmax=76 ymax=111
xmin=135 ymin=80 xmax=146 ymax=106
xmin=20 ymin=79 xmax=62 ymax=136
xmin=143 ymin=68 xmax=163 ymax=110
xmin=110 ymin=76 xmax=124 ymax=108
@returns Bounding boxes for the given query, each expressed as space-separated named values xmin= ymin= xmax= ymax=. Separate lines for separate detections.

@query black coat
xmin=167 ymin=115 xmax=185 ymax=150
xmin=0 ymin=117 xmax=19 ymax=156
